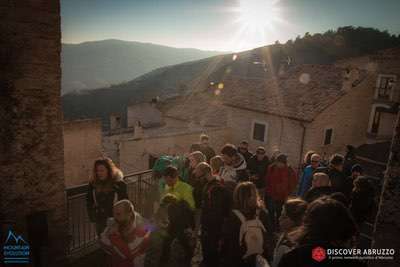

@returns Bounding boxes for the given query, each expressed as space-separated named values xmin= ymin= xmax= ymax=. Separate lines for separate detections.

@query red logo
xmin=312 ymin=246 xmax=326 ymax=262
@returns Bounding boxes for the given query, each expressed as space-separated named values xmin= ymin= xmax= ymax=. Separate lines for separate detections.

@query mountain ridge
xmin=62 ymin=26 xmax=400 ymax=129
xmin=61 ymin=39 xmax=226 ymax=94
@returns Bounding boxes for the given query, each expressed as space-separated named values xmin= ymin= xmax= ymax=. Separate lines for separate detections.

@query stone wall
xmin=119 ymin=127 xmax=231 ymax=174
xmin=304 ymin=75 xmax=379 ymax=158
xmin=0 ymin=0 xmax=67 ymax=265
xmin=64 ymin=119 xmax=103 ymax=187
xmin=227 ymin=107 xmax=306 ymax=168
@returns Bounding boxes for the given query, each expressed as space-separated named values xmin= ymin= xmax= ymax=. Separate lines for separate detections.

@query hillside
xmin=62 ymin=27 xmax=400 ymax=128
xmin=61 ymin=39 xmax=224 ymax=94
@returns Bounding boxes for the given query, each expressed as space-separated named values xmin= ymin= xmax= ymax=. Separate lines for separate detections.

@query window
xmin=324 ymin=128 xmax=333 ymax=145
xmin=368 ymin=105 xmax=392 ymax=135
xmin=252 ymin=121 xmax=268 ymax=142
xmin=377 ymin=75 xmax=396 ymax=100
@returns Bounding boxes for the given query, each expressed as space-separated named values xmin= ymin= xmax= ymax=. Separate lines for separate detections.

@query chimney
xmin=133 ymin=120 xmax=144 ymax=139
xmin=342 ymin=67 xmax=361 ymax=92
xmin=110 ymin=114 xmax=122 ymax=130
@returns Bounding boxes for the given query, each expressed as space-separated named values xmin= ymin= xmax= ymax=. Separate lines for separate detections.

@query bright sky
xmin=61 ymin=0 xmax=400 ymax=52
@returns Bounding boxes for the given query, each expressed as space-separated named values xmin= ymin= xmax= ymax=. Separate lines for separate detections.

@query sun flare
xmin=237 ymin=0 xmax=281 ymax=32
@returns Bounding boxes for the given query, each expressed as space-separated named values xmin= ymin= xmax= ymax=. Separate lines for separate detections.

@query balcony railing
xmin=65 ymin=170 xmax=154 ymax=256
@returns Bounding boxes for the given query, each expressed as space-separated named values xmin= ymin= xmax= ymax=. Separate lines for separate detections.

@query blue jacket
xmin=297 ymin=165 xmax=315 ymax=197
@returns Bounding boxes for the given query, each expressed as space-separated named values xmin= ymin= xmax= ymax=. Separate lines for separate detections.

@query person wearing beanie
xmin=327 ymin=154 xmax=347 ymax=195
xmin=344 ymin=164 xmax=364 ymax=198
xmin=344 ymin=145 xmax=357 ymax=176
xmin=248 ymin=146 xmax=270 ymax=199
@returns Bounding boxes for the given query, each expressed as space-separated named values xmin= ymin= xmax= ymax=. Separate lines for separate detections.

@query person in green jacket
xmin=161 ymin=166 xmax=195 ymax=210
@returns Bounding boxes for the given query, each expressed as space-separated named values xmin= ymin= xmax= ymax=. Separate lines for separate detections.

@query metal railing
xmin=65 ymin=170 xmax=154 ymax=256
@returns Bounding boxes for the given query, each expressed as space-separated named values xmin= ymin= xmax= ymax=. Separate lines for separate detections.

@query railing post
xmin=138 ymin=174 xmax=143 ymax=213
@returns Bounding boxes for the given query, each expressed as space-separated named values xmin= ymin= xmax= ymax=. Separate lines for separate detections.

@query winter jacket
xmin=220 ymin=154 xmax=249 ymax=183
xmin=220 ymin=208 xmax=274 ymax=267
xmin=201 ymin=178 xmax=232 ymax=233
xmin=191 ymin=175 xmax=208 ymax=210
xmin=199 ymin=146 xmax=216 ymax=163
xmin=303 ymin=186 xmax=333 ymax=203
xmin=239 ymin=150 xmax=253 ymax=166
xmin=350 ymin=189 xmax=375 ymax=224
xmin=86 ymin=179 xmax=128 ymax=223
xmin=327 ymin=168 xmax=347 ymax=194
xmin=265 ymin=165 xmax=297 ymax=202
xmin=160 ymin=180 xmax=195 ymax=210
xmin=278 ymin=243 xmax=367 ymax=267
xmin=272 ymin=233 xmax=295 ymax=267
xmin=297 ymin=165 xmax=318 ymax=197
xmin=144 ymin=227 xmax=169 ymax=267
xmin=144 ymin=227 xmax=192 ymax=267
xmin=100 ymin=217 xmax=150 ymax=267
xmin=248 ymin=155 xmax=269 ymax=189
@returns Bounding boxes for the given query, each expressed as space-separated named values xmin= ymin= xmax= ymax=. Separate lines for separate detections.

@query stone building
xmin=104 ymin=92 xmax=229 ymax=173
xmin=63 ymin=119 xmax=103 ymax=187
xmin=222 ymin=49 xmax=399 ymax=169
xmin=0 ymin=1 xmax=67 ymax=265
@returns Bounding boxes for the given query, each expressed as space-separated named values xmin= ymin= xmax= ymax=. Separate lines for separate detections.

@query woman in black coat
xmin=86 ymin=158 xmax=128 ymax=236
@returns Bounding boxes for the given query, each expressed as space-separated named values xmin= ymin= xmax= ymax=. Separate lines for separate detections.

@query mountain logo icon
xmin=4 ymin=230 xmax=28 ymax=245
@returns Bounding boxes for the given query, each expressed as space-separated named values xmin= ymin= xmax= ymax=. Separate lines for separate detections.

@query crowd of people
xmin=86 ymin=134 xmax=377 ymax=267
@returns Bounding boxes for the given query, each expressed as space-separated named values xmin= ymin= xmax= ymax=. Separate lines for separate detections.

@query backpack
xmin=232 ymin=209 xmax=266 ymax=259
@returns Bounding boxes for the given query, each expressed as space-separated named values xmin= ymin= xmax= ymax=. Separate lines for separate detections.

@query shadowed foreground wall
xmin=0 ymin=1 xmax=67 ymax=266
xmin=371 ymin=111 xmax=400 ymax=266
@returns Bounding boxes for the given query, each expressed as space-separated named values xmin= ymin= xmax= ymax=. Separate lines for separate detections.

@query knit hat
xmin=351 ymin=164 xmax=363 ymax=174
xmin=276 ymin=153 xmax=287 ymax=164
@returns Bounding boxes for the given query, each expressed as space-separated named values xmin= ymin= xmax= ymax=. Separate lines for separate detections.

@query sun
xmin=237 ymin=0 xmax=281 ymax=32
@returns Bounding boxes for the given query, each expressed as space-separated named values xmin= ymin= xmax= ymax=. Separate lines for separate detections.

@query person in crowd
xmin=303 ymin=172 xmax=332 ymax=203
xmin=248 ymin=146 xmax=270 ymax=200
xmin=145 ymin=194 xmax=195 ymax=267
xmin=190 ymin=143 xmax=202 ymax=153
xmin=198 ymin=134 xmax=216 ymax=163
xmin=344 ymin=145 xmax=357 ymax=177
xmin=87 ymin=158 xmax=128 ymax=236
xmin=270 ymin=149 xmax=281 ymax=163
xmin=188 ymin=151 xmax=206 ymax=186
xmin=301 ymin=150 xmax=316 ymax=171
xmin=161 ymin=166 xmax=195 ymax=210
xmin=191 ymin=162 xmax=211 ymax=210
xmin=265 ymin=154 xmax=298 ymax=228
xmin=221 ymin=182 xmax=274 ymax=267
xmin=100 ymin=200 xmax=149 ymax=267
xmin=297 ymin=153 xmax=321 ymax=197
xmin=190 ymin=162 xmax=210 ymax=239
xmin=350 ymin=176 xmax=375 ymax=225
xmin=330 ymin=192 xmax=350 ymax=207
xmin=220 ymin=144 xmax=249 ymax=183
xmin=200 ymin=163 xmax=231 ymax=267
xmin=278 ymin=197 xmax=366 ymax=267
xmin=272 ymin=198 xmax=307 ymax=267
xmin=210 ymin=155 xmax=224 ymax=180
xmin=144 ymin=203 xmax=169 ymax=267
xmin=327 ymin=154 xmax=347 ymax=194
xmin=238 ymin=140 xmax=253 ymax=166
xmin=344 ymin=164 xmax=363 ymax=197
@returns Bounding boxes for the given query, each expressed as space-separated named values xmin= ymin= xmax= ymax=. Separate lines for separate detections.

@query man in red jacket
xmin=265 ymin=154 xmax=298 ymax=230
